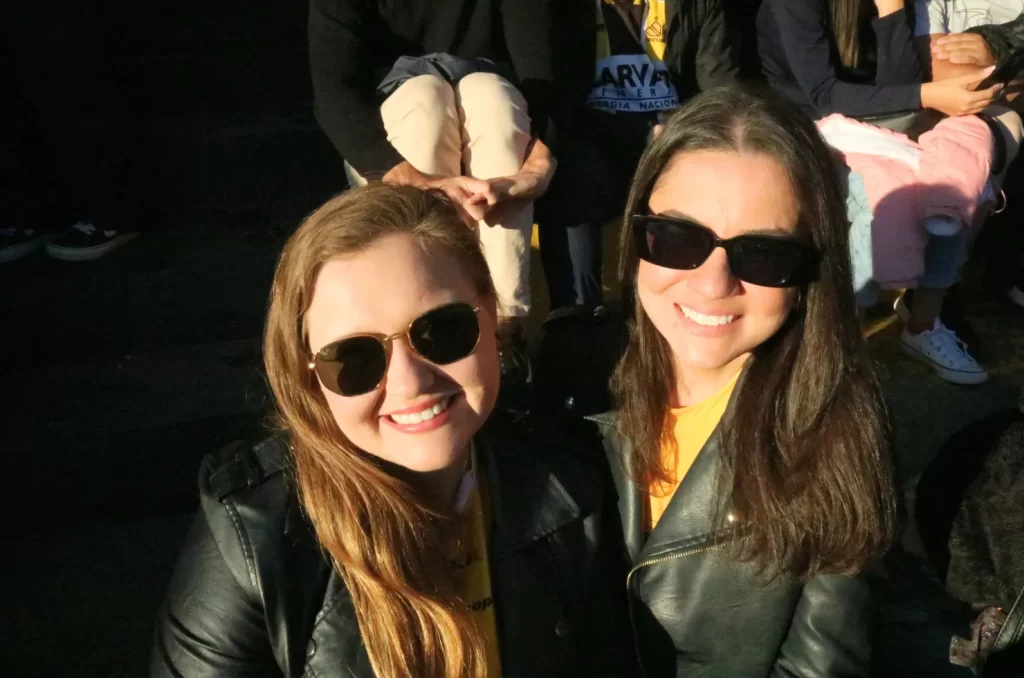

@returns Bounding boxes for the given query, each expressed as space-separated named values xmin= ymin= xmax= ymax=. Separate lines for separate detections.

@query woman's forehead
xmin=304 ymin=235 xmax=475 ymax=351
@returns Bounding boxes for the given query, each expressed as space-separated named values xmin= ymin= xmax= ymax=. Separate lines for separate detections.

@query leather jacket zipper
xmin=625 ymin=539 xmax=730 ymax=677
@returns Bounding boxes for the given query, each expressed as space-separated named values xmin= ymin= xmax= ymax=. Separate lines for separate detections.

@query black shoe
xmin=46 ymin=222 xmax=137 ymax=261
xmin=496 ymin=321 xmax=533 ymax=411
xmin=939 ymin=285 xmax=983 ymax=357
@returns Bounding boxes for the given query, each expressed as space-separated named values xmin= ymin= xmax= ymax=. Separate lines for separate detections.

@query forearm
xmin=501 ymin=0 xmax=559 ymax=148
xmin=308 ymin=0 xmax=404 ymax=176
xmin=873 ymin=9 xmax=925 ymax=86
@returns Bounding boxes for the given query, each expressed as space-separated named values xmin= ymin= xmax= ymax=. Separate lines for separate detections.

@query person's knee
xmin=383 ymin=74 xmax=457 ymax=140
xmin=456 ymin=73 xmax=530 ymax=145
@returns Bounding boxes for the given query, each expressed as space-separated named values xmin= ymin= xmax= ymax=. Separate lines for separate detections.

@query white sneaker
xmin=1009 ymin=286 xmax=1024 ymax=309
xmin=900 ymin=319 xmax=988 ymax=385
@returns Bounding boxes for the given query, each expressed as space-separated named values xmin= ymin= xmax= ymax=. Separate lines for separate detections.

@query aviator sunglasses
xmin=309 ymin=302 xmax=481 ymax=397
xmin=632 ymin=214 xmax=819 ymax=288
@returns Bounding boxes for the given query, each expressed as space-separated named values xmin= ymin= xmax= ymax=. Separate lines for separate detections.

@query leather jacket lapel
xmin=638 ymin=429 xmax=730 ymax=560
xmin=479 ymin=422 xmax=587 ymax=556
xmin=599 ymin=363 xmax=752 ymax=562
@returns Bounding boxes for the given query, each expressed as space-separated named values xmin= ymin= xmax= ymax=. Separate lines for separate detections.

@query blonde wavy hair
xmin=263 ymin=183 xmax=496 ymax=677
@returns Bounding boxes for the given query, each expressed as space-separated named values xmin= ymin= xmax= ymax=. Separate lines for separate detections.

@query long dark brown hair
xmin=264 ymin=184 xmax=495 ymax=677
xmin=830 ymin=0 xmax=866 ymax=70
xmin=612 ymin=86 xmax=898 ymax=579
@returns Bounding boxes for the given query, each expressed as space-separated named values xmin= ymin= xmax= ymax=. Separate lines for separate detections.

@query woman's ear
xmin=481 ymin=297 xmax=500 ymax=329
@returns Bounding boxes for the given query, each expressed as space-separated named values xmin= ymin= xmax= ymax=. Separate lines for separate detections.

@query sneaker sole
xmin=1009 ymin=286 xmax=1024 ymax=309
xmin=898 ymin=340 xmax=989 ymax=385
xmin=0 ymin=238 xmax=47 ymax=263
xmin=45 ymin=233 xmax=138 ymax=262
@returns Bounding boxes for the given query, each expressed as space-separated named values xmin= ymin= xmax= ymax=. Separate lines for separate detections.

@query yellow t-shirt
xmin=448 ymin=471 xmax=502 ymax=676
xmin=646 ymin=369 xmax=741 ymax=532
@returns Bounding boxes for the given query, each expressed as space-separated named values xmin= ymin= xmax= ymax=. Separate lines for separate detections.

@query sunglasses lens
xmin=316 ymin=335 xmax=387 ymax=396
xmin=409 ymin=303 xmax=480 ymax=365
xmin=636 ymin=217 xmax=714 ymax=270
xmin=729 ymin=238 xmax=809 ymax=287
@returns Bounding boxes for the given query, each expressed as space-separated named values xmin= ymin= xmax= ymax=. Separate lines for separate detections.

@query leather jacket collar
xmin=278 ymin=411 xmax=590 ymax=558
xmin=595 ymin=366 xmax=749 ymax=564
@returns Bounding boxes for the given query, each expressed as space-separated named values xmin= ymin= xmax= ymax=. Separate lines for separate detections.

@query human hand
xmin=476 ymin=138 xmax=557 ymax=226
xmin=430 ymin=176 xmax=498 ymax=224
xmin=382 ymin=162 xmax=497 ymax=225
xmin=921 ymin=66 xmax=1002 ymax=116
xmin=933 ymin=33 xmax=997 ymax=67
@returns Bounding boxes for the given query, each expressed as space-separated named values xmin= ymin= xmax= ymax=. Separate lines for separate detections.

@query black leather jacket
xmin=151 ymin=412 xmax=639 ymax=677
xmin=590 ymin=412 xmax=873 ymax=677
xmin=968 ymin=13 xmax=1024 ymax=62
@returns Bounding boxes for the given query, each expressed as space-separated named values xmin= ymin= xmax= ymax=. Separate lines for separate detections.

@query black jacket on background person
xmin=309 ymin=0 xmax=562 ymax=177
xmin=589 ymin=408 xmax=874 ymax=677
xmin=150 ymin=411 xmax=639 ymax=677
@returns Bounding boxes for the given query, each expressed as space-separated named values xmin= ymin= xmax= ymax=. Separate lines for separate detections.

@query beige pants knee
xmin=346 ymin=73 xmax=533 ymax=318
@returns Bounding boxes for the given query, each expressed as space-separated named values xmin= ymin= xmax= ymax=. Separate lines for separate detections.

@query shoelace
xmin=71 ymin=221 xmax=96 ymax=235
xmin=927 ymin=323 xmax=973 ymax=361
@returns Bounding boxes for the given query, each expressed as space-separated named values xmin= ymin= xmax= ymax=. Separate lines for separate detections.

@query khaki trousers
xmin=346 ymin=73 xmax=533 ymax=317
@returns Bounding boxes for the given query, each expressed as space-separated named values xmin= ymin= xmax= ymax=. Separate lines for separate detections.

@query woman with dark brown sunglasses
xmin=590 ymin=87 xmax=900 ymax=676
xmin=151 ymin=183 xmax=637 ymax=678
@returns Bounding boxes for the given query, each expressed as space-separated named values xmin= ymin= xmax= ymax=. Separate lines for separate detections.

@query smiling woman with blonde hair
xmin=150 ymin=183 xmax=636 ymax=678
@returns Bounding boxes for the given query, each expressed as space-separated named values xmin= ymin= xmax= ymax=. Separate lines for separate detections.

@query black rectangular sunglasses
xmin=631 ymin=214 xmax=819 ymax=288
xmin=309 ymin=302 xmax=481 ymax=397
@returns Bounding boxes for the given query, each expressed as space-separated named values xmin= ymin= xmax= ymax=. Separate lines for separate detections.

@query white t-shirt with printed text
xmin=914 ymin=0 xmax=1024 ymax=35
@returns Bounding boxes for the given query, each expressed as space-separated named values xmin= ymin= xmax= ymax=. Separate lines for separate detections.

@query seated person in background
xmin=757 ymin=0 xmax=1007 ymax=385
xmin=536 ymin=0 xmax=738 ymax=315
xmin=914 ymin=1 xmax=1024 ymax=310
xmin=309 ymin=0 xmax=564 ymax=376
xmin=151 ymin=184 xmax=638 ymax=677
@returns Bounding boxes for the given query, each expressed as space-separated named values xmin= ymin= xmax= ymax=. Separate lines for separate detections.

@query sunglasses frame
xmin=631 ymin=213 xmax=819 ymax=288
xmin=308 ymin=302 xmax=482 ymax=396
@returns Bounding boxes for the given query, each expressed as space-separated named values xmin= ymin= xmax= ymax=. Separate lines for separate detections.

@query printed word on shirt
xmin=588 ymin=0 xmax=680 ymax=113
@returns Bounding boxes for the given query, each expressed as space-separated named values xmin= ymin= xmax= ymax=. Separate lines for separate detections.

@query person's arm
xmin=151 ymin=512 xmax=280 ymax=677
xmin=770 ymin=573 xmax=873 ymax=677
xmin=500 ymin=0 xmax=561 ymax=152
xmin=768 ymin=0 xmax=922 ymax=116
xmin=308 ymin=0 xmax=405 ymax=178
xmin=694 ymin=0 xmax=741 ymax=90
xmin=872 ymin=2 xmax=926 ymax=86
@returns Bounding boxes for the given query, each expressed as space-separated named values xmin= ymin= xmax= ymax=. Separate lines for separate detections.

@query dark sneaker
xmin=0 ymin=227 xmax=48 ymax=263
xmin=46 ymin=222 xmax=137 ymax=261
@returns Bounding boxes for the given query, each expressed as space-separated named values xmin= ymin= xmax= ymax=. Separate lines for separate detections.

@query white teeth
xmin=678 ymin=305 xmax=736 ymax=327
xmin=390 ymin=396 xmax=451 ymax=425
